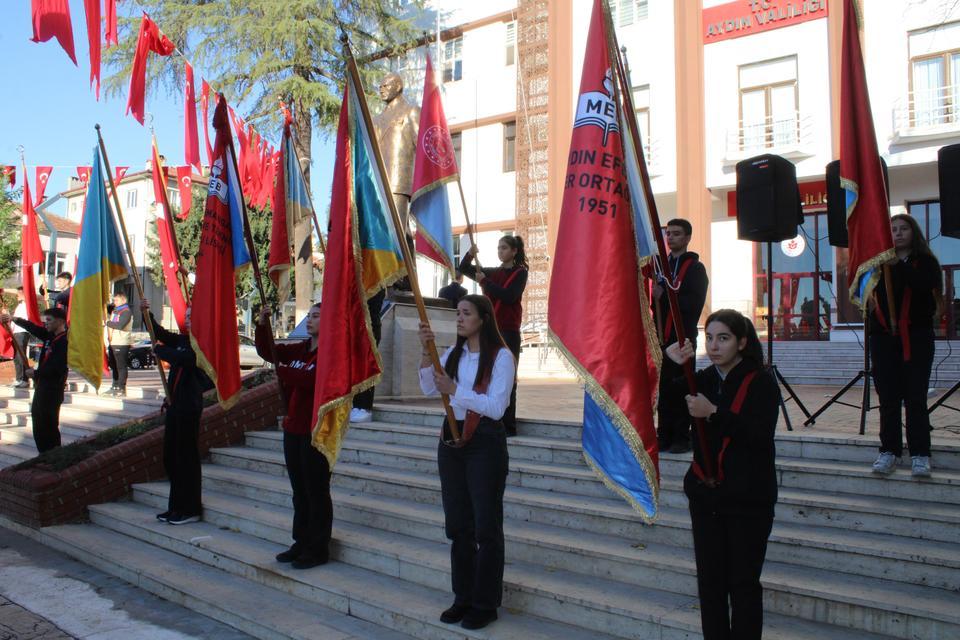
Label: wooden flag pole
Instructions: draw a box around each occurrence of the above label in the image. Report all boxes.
[606,10,715,481]
[343,37,461,442]
[95,125,171,399]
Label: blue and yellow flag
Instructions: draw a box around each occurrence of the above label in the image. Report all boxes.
[67,149,129,390]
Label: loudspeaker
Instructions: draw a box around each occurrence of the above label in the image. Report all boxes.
[826,157,890,247]
[939,144,960,238]
[735,154,803,242]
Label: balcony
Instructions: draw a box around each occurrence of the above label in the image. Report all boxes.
[891,85,960,144]
[723,111,815,165]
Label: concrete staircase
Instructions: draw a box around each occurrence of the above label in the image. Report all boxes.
[15,406,960,639]
[0,378,164,468]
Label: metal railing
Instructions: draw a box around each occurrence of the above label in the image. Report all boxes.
[726,111,814,157]
[892,84,960,134]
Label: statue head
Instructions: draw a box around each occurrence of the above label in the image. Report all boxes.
[379,73,404,103]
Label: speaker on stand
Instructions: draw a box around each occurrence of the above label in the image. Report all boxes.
[735,154,811,430]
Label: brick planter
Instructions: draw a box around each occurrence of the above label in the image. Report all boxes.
[0,379,283,527]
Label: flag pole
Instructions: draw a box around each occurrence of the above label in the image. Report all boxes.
[151,135,192,304]
[606,14,716,481]
[285,126,328,256]
[343,36,461,442]
[95,125,171,399]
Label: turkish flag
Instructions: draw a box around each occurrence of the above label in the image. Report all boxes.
[126,14,175,125]
[115,166,129,182]
[176,166,193,219]
[0,322,12,360]
[2,166,15,187]
[30,0,77,65]
[35,166,53,205]
[104,0,118,47]
[76,166,92,185]
[21,172,43,325]
[184,62,201,171]
[82,0,100,98]
[201,80,214,167]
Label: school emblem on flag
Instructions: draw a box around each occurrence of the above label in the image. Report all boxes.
[574,69,620,145]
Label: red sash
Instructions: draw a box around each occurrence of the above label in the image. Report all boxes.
[691,370,757,485]
[662,257,696,343]
[491,268,525,318]
[442,349,505,447]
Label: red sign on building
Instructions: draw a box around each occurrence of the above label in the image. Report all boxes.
[704,0,828,44]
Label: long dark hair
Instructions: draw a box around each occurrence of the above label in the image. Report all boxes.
[501,235,529,269]
[444,294,508,387]
[890,214,940,266]
[704,309,764,368]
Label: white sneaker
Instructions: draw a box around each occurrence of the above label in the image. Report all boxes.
[349,408,372,423]
[872,452,899,475]
[911,456,931,478]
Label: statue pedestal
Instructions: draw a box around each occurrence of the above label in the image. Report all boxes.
[376,299,457,399]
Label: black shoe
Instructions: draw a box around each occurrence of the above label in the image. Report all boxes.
[156,510,172,522]
[166,512,201,525]
[275,545,302,563]
[291,553,328,569]
[461,608,497,630]
[668,439,691,454]
[440,603,470,624]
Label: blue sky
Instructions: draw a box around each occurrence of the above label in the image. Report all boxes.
[0,2,334,220]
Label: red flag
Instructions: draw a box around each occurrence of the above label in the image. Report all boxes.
[82,0,101,99]
[21,171,43,325]
[268,146,291,304]
[115,166,129,182]
[30,0,77,65]
[841,0,895,307]
[191,96,252,408]
[35,166,53,205]
[176,166,193,219]
[0,322,12,360]
[126,15,175,125]
[76,166,92,186]
[104,0,118,47]
[184,62,201,172]
[201,80,214,167]
[151,140,188,331]
[2,166,15,188]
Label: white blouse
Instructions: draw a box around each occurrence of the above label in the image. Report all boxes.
[418,345,515,420]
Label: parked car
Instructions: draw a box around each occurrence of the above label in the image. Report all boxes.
[127,340,156,369]
[239,335,267,369]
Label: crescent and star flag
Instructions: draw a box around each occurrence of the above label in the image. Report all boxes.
[841,0,894,307]
[127,15,175,126]
[151,140,188,331]
[269,130,292,306]
[76,166,92,186]
[20,169,44,326]
[115,166,129,183]
[104,0,118,47]
[184,62,201,172]
[35,167,53,205]
[176,166,193,219]
[3,166,15,188]
[82,0,101,99]
[410,54,459,277]
[67,149,129,389]
[30,0,77,65]
[191,96,251,408]
[548,0,661,522]
[311,74,406,468]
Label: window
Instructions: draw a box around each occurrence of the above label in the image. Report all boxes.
[609,0,648,27]
[69,200,79,214]
[503,121,516,173]
[443,37,463,83]
[451,131,462,169]
[45,252,66,277]
[126,188,138,209]
[908,23,960,127]
[738,56,798,152]
[168,188,181,210]
[632,85,651,164]
[505,21,516,66]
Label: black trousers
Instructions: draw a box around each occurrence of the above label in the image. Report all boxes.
[657,347,691,447]
[13,333,29,381]
[500,330,521,432]
[31,385,63,453]
[871,329,934,457]
[163,408,202,516]
[689,501,774,640]
[437,419,509,611]
[282,431,333,558]
[108,345,130,388]
[354,292,384,411]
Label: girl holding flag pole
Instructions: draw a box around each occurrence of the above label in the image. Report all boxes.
[666,309,778,640]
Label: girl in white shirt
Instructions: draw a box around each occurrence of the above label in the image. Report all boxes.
[418,294,514,631]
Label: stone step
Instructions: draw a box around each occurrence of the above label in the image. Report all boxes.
[124,484,915,639]
[22,519,417,640]
[197,461,960,593]
[0,381,162,401]
[0,403,131,429]
[0,422,103,444]
[0,392,162,413]
[82,500,624,640]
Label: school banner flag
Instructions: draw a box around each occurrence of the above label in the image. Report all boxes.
[841,0,894,307]
[410,54,458,277]
[191,96,251,408]
[151,140,188,331]
[20,169,44,325]
[67,149,129,389]
[311,74,406,468]
[548,0,660,522]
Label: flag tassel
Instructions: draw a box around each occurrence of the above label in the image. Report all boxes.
[95,124,171,399]
[343,37,461,442]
